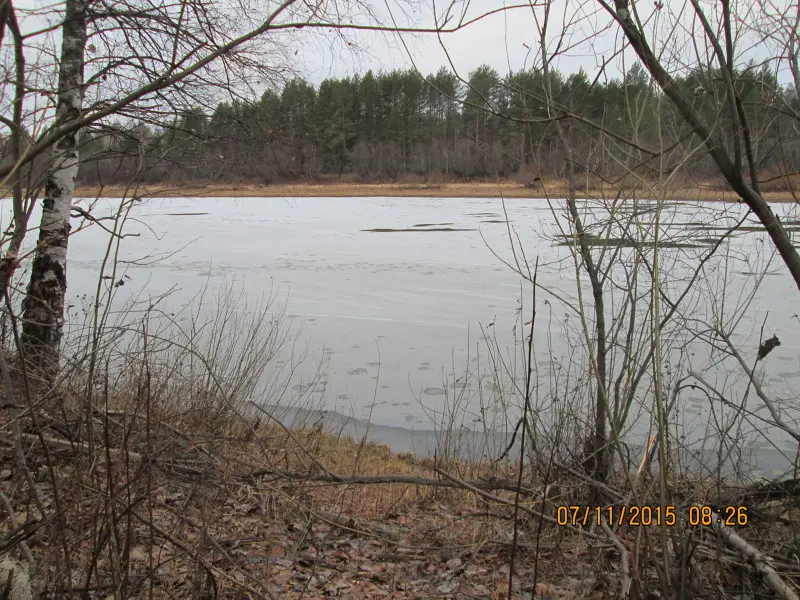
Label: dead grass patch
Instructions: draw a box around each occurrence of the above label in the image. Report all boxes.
[64,177,800,202]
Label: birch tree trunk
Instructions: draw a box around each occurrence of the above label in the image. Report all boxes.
[21,0,87,376]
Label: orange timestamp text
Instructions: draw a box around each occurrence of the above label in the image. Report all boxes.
[556,504,749,527]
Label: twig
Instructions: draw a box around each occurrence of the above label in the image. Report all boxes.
[70,205,140,239]
[710,508,799,600]
[717,329,800,442]
[248,467,537,495]
[295,506,402,543]
[509,258,538,600]
[600,522,631,598]
[0,490,34,566]
[125,507,272,600]
[249,403,333,477]
[296,551,350,572]
[0,350,46,519]
[435,468,603,540]
[98,409,216,459]
[157,501,278,595]
[20,432,144,462]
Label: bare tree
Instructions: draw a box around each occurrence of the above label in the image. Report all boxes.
[19,0,88,374]
[0,0,513,376]
[424,1,800,595]
[597,0,800,288]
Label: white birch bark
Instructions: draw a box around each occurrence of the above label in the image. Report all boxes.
[21,0,87,375]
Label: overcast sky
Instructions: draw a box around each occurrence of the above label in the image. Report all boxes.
[296,0,627,83]
[294,0,797,87]
[11,0,799,98]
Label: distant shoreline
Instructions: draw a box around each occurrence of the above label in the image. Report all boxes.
[69,180,798,202]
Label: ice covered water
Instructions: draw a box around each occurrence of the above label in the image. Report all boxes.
[9,194,799,474]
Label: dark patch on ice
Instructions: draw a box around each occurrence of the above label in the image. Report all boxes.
[423,387,446,396]
[557,234,707,249]
[690,224,800,233]
[162,212,210,216]
[363,227,475,233]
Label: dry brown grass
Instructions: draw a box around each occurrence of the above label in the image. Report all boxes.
[67,177,800,202]
[0,387,577,599]
[5,376,800,599]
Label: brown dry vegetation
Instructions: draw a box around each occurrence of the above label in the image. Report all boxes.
[0,378,591,599]
[4,366,800,599]
[69,177,800,202]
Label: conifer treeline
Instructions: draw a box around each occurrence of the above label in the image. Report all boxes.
[77,63,800,186]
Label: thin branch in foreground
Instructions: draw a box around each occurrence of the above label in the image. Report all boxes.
[434,468,603,540]
[248,466,538,495]
[710,508,800,600]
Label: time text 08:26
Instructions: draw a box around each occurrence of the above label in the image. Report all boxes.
[556,505,748,527]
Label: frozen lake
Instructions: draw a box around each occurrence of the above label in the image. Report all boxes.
[6,195,800,475]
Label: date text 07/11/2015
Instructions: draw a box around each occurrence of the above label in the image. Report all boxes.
[555,505,749,528]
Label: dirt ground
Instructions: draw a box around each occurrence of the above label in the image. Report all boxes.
[4,408,798,599]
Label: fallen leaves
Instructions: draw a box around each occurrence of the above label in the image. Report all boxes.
[1,410,609,600]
